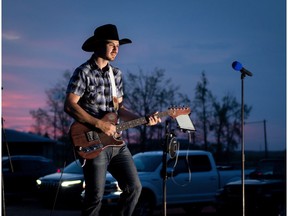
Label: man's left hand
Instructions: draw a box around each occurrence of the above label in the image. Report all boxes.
[147,112,161,126]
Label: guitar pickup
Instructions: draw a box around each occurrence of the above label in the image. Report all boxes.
[86,131,100,142]
[77,144,104,153]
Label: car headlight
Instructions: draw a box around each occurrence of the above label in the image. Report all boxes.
[36,179,42,185]
[61,180,82,187]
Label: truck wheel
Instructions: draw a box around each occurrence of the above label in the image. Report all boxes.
[133,191,155,216]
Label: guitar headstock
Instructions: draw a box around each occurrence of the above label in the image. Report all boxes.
[167,106,191,118]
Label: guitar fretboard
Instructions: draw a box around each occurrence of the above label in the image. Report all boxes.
[116,111,169,132]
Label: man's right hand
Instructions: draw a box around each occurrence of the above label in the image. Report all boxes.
[97,120,116,137]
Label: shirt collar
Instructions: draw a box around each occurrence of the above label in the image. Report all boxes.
[89,55,110,73]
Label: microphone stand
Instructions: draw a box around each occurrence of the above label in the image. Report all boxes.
[240,72,246,216]
[162,120,175,216]
[161,113,195,216]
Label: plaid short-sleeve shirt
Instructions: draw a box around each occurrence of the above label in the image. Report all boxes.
[66,56,124,118]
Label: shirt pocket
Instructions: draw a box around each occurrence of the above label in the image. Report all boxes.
[86,84,105,105]
[86,85,98,105]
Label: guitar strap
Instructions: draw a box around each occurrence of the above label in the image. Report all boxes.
[108,66,119,111]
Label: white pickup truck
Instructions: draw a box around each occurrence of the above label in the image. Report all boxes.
[102,150,254,215]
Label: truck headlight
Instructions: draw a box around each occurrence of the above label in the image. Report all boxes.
[110,181,122,195]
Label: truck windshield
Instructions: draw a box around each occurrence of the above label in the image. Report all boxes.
[133,155,162,172]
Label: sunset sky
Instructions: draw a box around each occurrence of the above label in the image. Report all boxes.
[2,0,286,150]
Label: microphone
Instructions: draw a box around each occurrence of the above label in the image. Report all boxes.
[232,61,253,77]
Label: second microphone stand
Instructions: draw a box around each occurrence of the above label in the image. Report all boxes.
[161,120,175,216]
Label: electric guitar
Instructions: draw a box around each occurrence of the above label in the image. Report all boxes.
[69,107,191,159]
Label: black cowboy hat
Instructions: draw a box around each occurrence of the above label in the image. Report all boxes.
[82,24,132,52]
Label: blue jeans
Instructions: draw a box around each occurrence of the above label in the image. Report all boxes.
[81,145,142,216]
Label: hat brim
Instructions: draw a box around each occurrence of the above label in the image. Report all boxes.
[82,37,132,52]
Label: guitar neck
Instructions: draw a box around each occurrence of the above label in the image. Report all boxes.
[116,111,168,132]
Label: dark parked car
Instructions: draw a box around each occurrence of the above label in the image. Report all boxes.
[37,159,84,207]
[216,158,286,216]
[2,155,57,201]
[37,159,120,208]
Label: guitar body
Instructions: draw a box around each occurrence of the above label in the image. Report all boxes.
[69,113,125,159]
[70,107,191,159]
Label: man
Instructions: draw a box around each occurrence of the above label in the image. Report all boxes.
[64,24,161,216]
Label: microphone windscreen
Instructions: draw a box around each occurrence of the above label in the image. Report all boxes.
[232,61,243,71]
